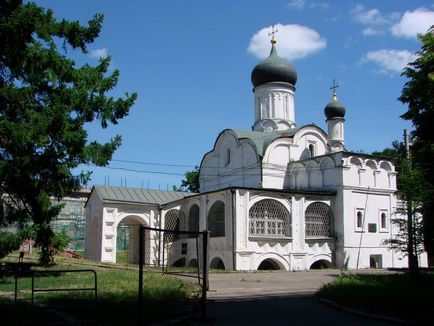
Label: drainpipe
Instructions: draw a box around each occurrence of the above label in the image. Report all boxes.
[231,189,236,271]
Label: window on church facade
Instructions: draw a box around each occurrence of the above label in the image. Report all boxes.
[249,199,291,238]
[379,210,388,232]
[308,143,315,157]
[188,204,200,236]
[208,201,225,237]
[355,209,364,231]
[305,202,333,238]
[165,209,186,241]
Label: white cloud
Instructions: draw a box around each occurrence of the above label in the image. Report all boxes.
[351,5,400,36]
[309,2,329,9]
[90,48,108,59]
[362,49,417,74]
[287,0,305,10]
[362,27,382,36]
[354,7,387,25]
[391,8,434,38]
[247,24,326,61]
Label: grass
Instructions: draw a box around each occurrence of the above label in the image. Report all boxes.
[0,253,202,325]
[316,272,434,323]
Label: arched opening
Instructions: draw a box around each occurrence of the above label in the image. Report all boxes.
[305,202,333,238]
[210,257,225,270]
[171,257,186,267]
[165,209,186,241]
[189,205,199,235]
[208,201,225,237]
[115,216,148,265]
[308,143,315,157]
[257,258,281,270]
[188,258,198,267]
[249,199,291,238]
[309,259,332,270]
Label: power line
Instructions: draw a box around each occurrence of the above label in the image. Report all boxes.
[111,159,195,168]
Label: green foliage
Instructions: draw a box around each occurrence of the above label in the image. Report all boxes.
[0,1,137,265]
[51,229,70,253]
[316,273,434,323]
[176,166,200,193]
[0,262,200,324]
[399,25,434,263]
[0,231,21,259]
[375,141,431,271]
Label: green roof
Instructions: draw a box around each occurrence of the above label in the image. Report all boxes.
[233,129,299,156]
[90,185,191,206]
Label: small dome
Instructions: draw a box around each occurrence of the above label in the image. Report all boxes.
[251,44,297,88]
[324,94,346,119]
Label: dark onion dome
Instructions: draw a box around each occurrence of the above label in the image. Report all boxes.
[251,42,297,88]
[324,93,346,119]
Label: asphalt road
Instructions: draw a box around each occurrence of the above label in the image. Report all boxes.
[184,270,400,325]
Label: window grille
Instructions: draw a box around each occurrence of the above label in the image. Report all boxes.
[249,199,291,238]
[305,202,333,238]
[165,209,186,242]
[188,204,199,234]
[208,201,225,237]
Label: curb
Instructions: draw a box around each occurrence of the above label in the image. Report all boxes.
[318,298,413,325]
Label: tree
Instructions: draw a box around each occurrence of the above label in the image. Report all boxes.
[0,1,137,264]
[175,166,200,193]
[375,142,432,276]
[399,25,434,265]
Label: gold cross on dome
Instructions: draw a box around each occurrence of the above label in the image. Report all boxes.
[268,24,278,44]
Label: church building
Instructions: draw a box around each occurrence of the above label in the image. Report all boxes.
[84,35,427,270]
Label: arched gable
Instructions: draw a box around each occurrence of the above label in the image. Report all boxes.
[262,137,292,166]
[199,129,261,192]
[293,125,329,159]
[379,161,393,172]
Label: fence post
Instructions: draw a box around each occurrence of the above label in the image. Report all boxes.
[138,225,144,325]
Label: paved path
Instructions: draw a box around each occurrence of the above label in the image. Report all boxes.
[185,270,399,325]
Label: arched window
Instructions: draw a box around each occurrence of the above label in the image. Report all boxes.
[249,199,291,238]
[208,201,225,237]
[356,210,364,229]
[165,209,186,241]
[308,143,315,157]
[189,204,200,234]
[305,202,333,238]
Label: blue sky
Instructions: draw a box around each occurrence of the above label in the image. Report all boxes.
[34,0,434,190]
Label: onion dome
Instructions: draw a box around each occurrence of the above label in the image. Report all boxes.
[324,92,346,119]
[251,40,297,88]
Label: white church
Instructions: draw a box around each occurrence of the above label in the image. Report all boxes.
[84,36,427,271]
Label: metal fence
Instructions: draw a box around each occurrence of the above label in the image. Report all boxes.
[137,226,209,324]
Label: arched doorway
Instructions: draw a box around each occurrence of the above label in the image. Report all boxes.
[257,258,281,270]
[188,258,198,267]
[115,215,148,264]
[309,259,332,270]
[210,257,225,270]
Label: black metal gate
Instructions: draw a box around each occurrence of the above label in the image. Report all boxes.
[137,226,209,324]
